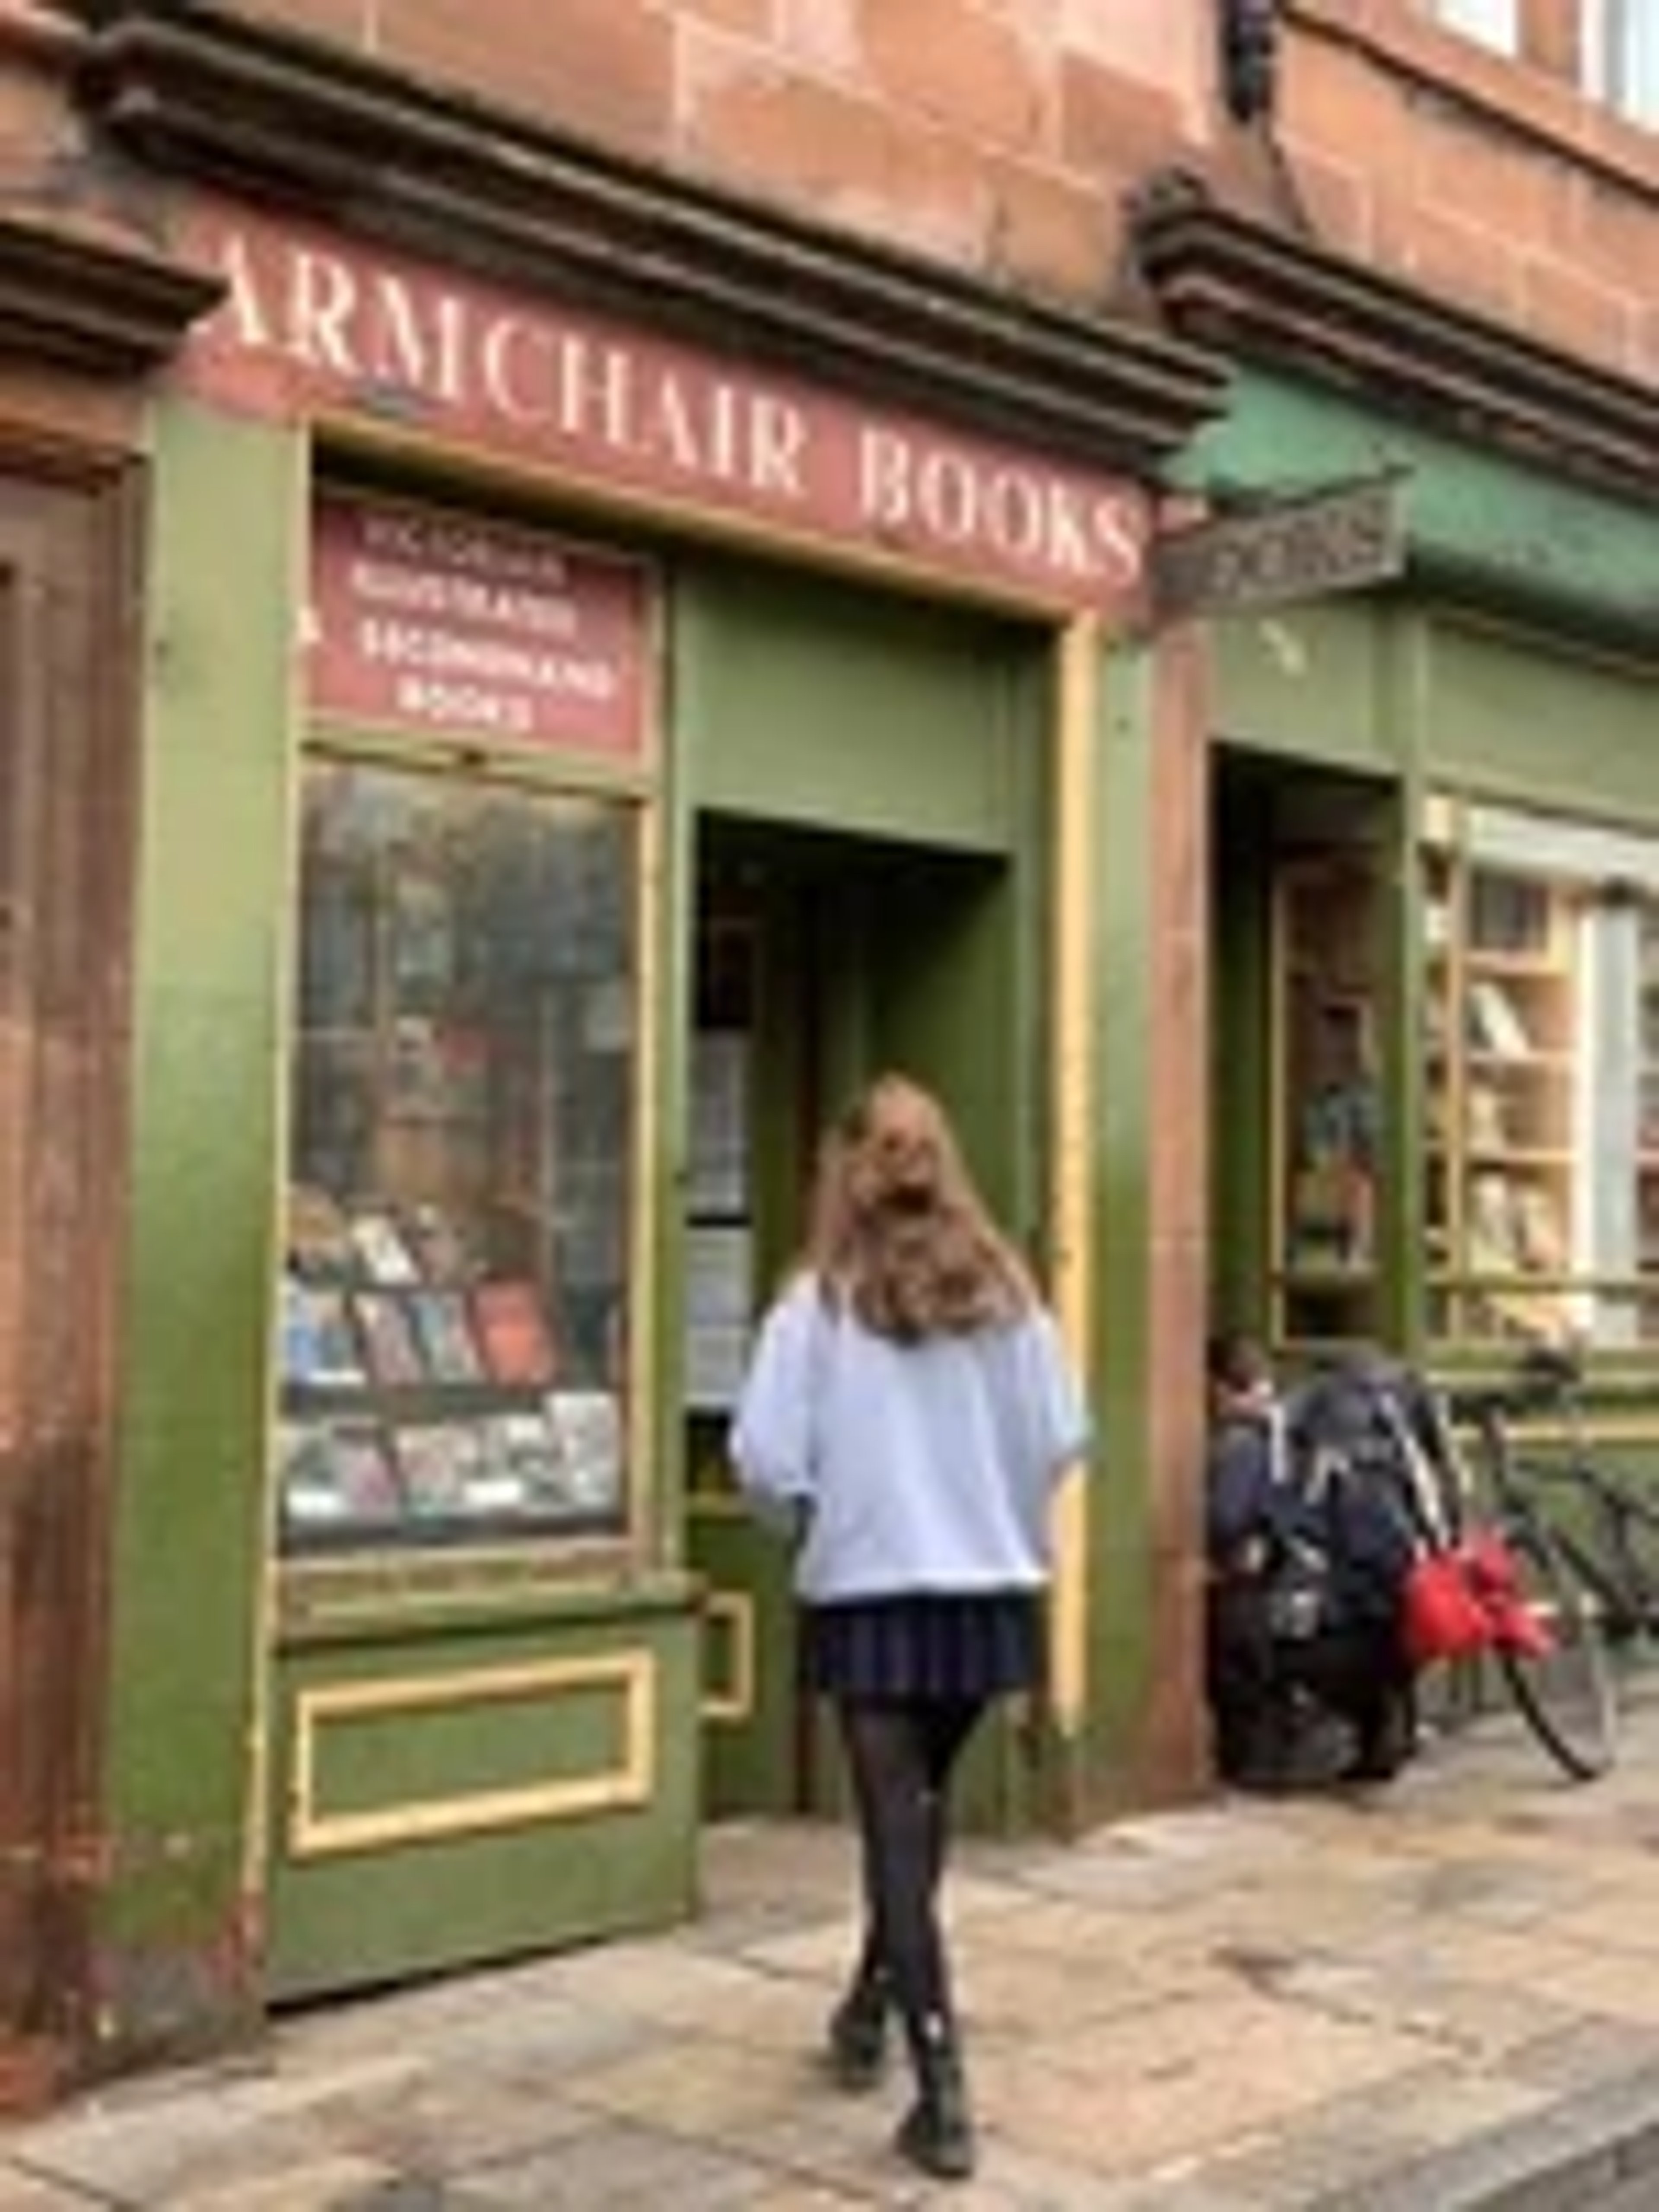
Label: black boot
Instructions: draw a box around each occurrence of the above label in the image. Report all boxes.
[895,2013,975,2182]
[826,1961,890,2091]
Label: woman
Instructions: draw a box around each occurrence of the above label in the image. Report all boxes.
[730,1074,1090,2183]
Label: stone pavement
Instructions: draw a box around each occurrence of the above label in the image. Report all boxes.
[6,1678,1659,2212]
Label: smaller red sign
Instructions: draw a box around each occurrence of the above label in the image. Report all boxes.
[309,493,649,761]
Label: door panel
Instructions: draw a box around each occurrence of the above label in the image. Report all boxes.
[0,474,133,2105]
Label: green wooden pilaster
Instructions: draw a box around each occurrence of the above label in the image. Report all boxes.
[95,400,300,2066]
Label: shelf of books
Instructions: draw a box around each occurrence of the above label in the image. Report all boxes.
[1424,846,1581,1345]
[277,760,635,1553]
[1271,855,1384,1344]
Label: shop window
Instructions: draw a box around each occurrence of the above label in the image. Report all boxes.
[1423,798,1659,1352]
[279,761,638,1550]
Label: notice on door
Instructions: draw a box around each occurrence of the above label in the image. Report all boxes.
[308,490,650,760]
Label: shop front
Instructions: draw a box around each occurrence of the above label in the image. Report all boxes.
[1135,179,1659,1396]
[52,6,1230,2070]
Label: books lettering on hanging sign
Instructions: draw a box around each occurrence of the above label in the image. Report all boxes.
[472,1280,559,1386]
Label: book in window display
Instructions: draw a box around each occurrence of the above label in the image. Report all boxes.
[483,1410,566,1513]
[350,1208,422,1287]
[404,1201,477,1287]
[282,1281,369,1388]
[352,1289,429,1387]
[394,1421,483,1518]
[473,1279,559,1386]
[409,1288,486,1382]
[543,1389,623,1512]
[280,1419,405,1534]
[466,1419,536,1514]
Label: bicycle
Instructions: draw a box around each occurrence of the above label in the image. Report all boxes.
[1437,1349,1621,1784]
[1483,1347,1659,1653]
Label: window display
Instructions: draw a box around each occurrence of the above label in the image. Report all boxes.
[1423,799,1659,1351]
[279,760,636,1551]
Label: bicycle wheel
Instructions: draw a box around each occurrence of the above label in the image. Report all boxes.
[1494,1514,1618,1783]
[1615,1486,1659,1636]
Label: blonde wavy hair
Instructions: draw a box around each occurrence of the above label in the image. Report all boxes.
[804,1073,1033,1341]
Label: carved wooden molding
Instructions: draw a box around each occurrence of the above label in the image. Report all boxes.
[63,2,1229,476]
[0,206,221,374]
[1132,168,1658,501]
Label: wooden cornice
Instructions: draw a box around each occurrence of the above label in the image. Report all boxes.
[1132,169,1659,504]
[61,1,1230,479]
[0,205,222,374]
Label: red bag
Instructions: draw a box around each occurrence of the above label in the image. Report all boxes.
[1403,1547,1494,1668]
[1403,1532,1555,1669]
[1461,1530,1555,1658]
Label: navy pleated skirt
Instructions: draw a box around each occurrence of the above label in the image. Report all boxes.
[801,1589,1044,1702]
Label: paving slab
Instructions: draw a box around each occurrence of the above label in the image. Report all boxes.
[4,1678,1659,2209]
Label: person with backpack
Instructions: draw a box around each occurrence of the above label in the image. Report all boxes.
[1205,1335,1421,1788]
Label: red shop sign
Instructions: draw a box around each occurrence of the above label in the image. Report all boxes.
[308,491,649,759]
[181,205,1151,616]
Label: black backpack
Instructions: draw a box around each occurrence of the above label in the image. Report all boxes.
[1266,1355,1449,1637]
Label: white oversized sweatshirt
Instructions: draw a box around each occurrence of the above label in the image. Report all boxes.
[728,1275,1091,1605]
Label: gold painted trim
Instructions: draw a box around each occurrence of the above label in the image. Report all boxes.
[246,427,315,1910]
[1048,614,1100,1736]
[632,785,664,1558]
[288,1651,655,1859]
[700,1589,756,1725]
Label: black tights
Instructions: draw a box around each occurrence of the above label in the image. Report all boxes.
[836,1696,985,2038]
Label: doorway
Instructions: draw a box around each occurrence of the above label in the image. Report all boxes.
[686,816,1035,1821]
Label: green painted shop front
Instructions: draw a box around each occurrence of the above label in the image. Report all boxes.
[64,105,1230,2062]
[1196,368,1659,1402]
[119,411,1052,2024]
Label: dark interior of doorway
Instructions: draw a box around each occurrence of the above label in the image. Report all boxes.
[691,813,1029,1824]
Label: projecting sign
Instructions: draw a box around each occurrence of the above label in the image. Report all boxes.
[1154,473,1407,619]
